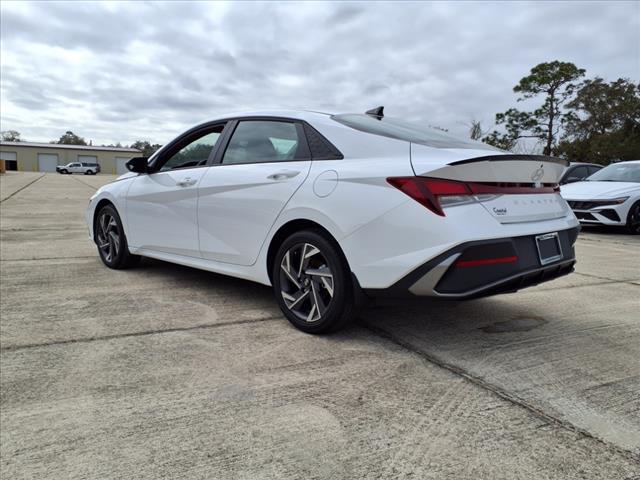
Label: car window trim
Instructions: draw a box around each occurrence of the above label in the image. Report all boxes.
[147,115,343,171]
[214,118,312,167]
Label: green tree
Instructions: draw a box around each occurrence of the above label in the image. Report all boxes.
[564,78,640,137]
[555,78,640,163]
[482,130,517,151]
[1,130,21,142]
[483,61,585,154]
[57,131,87,145]
[130,140,162,157]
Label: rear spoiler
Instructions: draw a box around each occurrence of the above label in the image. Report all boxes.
[450,154,569,167]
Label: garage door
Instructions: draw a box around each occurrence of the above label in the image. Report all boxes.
[38,153,59,172]
[115,157,130,175]
[0,151,18,170]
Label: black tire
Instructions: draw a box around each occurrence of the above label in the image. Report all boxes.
[94,204,140,269]
[626,201,640,235]
[272,229,354,334]
[59,169,68,174]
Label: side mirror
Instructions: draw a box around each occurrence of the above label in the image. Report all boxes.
[126,157,148,173]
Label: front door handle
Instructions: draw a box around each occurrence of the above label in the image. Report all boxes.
[176,177,197,187]
[267,170,300,181]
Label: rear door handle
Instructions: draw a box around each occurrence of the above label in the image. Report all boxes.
[267,170,300,181]
[177,177,197,187]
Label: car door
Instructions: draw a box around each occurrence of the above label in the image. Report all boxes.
[125,124,226,258]
[69,163,82,173]
[197,119,312,265]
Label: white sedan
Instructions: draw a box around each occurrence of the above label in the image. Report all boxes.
[87,109,579,333]
[561,160,640,234]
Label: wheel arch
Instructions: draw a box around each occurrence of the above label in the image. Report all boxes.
[266,219,348,284]
[92,198,116,242]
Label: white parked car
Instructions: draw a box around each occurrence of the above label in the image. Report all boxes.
[560,160,640,234]
[86,109,579,333]
[57,162,100,175]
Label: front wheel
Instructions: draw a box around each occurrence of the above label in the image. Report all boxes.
[95,204,140,269]
[272,230,354,334]
[59,169,68,174]
[626,201,640,235]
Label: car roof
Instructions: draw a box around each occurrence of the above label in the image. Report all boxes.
[568,162,601,167]
[207,109,335,124]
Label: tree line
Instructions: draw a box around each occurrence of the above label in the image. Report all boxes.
[2,60,638,164]
[477,60,639,164]
[0,130,162,158]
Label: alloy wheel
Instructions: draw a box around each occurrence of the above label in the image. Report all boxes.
[279,242,334,323]
[97,211,121,263]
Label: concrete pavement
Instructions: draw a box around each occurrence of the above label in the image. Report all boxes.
[1,173,639,479]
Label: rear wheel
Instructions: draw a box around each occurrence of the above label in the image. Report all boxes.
[272,230,354,334]
[95,204,140,269]
[626,201,640,235]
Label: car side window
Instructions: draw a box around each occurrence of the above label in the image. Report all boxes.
[160,128,223,172]
[588,166,601,175]
[571,166,588,179]
[222,121,309,165]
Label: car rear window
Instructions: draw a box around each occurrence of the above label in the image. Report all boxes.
[331,114,499,150]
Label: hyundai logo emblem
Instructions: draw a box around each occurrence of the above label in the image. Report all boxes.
[531,166,545,182]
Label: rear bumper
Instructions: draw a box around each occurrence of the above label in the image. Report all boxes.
[364,226,579,299]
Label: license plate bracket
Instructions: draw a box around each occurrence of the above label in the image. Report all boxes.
[535,232,563,266]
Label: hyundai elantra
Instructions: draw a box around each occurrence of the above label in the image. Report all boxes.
[87,108,579,333]
[561,160,640,234]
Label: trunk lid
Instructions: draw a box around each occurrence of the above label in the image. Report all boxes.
[410,144,570,223]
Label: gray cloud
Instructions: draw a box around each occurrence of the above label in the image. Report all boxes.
[1,0,638,146]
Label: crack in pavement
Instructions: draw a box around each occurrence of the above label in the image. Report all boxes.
[0,173,46,203]
[0,255,97,262]
[574,271,640,285]
[70,175,101,191]
[0,316,281,353]
[359,320,640,464]
[578,236,640,247]
[533,279,627,292]
[1,226,88,232]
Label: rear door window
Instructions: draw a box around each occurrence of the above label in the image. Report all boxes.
[222,121,310,165]
[571,166,588,179]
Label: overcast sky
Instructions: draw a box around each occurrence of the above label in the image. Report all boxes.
[1,1,638,146]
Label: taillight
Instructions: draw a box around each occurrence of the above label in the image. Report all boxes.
[387,177,559,216]
[386,177,472,216]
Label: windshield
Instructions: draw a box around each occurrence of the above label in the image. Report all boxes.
[331,114,500,151]
[587,162,640,182]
